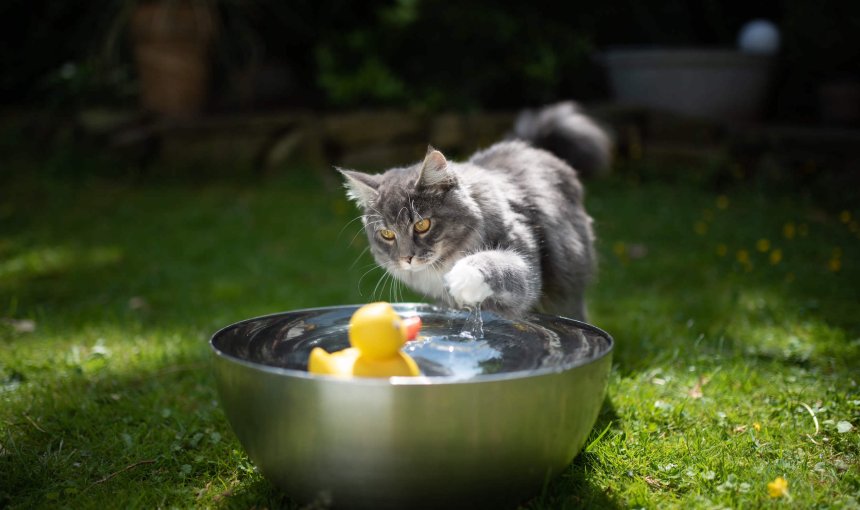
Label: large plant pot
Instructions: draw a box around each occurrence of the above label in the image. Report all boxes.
[131,1,216,119]
[605,48,773,121]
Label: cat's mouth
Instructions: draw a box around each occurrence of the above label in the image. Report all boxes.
[398,255,438,271]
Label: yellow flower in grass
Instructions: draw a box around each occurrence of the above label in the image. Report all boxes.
[829,247,843,272]
[769,249,782,265]
[756,239,771,252]
[783,222,796,240]
[753,422,761,432]
[767,476,790,499]
[716,195,730,210]
[840,210,852,224]
[694,221,708,235]
[716,244,728,257]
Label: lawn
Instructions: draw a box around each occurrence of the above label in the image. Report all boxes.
[1,147,858,509]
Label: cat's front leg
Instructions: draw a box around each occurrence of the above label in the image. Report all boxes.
[443,250,541,318]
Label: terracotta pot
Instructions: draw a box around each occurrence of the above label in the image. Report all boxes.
[131,1,217,118]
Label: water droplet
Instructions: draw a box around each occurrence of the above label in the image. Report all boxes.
[460,303,484,340]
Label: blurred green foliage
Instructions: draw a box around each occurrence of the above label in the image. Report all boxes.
[1,0,858,114]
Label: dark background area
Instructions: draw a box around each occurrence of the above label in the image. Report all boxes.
[2,0,858,120]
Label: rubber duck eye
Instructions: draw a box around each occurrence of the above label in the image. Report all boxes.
[380,229,396,241]
[414,218,431,233]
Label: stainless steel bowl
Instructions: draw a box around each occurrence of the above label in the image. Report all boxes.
[210,304,613,509]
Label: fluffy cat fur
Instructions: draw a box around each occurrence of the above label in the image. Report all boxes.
[512,101,612,179]
[340,102,607,320]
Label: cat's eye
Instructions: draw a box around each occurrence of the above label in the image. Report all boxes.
[379,229,396,241]
[414,218,431,233]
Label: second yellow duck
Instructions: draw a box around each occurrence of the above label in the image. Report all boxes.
[308,302,422,378]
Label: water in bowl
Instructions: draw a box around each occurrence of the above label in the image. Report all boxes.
[227,304,604,379]
[404,335,499,378]
[399,303,493,378]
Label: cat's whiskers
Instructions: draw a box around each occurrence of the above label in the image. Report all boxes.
[363,210,383,220]
[361,212,385,230]
[395,206,409,224]
[373,263,398,300]
[371,272,387,300]
[348,229,367,247]
[386,271,399,303]
[358,264,384,296]
[428,259,451,301]
[338,214,370,239]
[389,273,400,303]
[363,220,384,232]
[362,215,382,224]
[341,213,383,247]
[349,246,371,270]
[382,269,392,302]
[410,199,425,222]
[349,219,384,246]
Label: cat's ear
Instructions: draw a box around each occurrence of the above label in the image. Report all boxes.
[417,146,456,189]
[338,168,380,207]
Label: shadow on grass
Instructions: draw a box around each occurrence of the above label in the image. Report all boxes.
[0,354,258,508]
[523,396,621,510]
[212,478,296,510]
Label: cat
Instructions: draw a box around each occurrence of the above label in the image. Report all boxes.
[340,102,609,320]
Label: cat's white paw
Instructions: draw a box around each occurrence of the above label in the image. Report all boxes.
[444,262,493,305]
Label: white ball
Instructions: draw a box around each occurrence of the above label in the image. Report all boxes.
[738,19,781,55]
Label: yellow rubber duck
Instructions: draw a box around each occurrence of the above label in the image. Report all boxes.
[308,302,422,377]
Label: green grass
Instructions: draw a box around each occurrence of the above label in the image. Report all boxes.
[1,153,858,509]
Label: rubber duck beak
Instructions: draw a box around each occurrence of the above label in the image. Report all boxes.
[401,316,422,341]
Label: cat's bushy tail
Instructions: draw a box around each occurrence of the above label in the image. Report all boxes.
[512,101,612,178]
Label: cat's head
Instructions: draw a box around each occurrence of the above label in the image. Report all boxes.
[340,147,480,272]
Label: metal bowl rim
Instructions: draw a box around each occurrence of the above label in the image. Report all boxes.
[210,302,614,387]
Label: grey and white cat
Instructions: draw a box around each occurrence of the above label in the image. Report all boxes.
[340,102,608,320]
